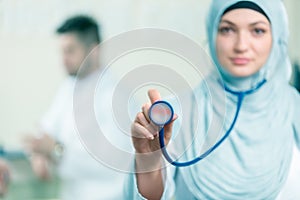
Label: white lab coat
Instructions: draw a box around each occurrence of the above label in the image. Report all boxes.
[40,74,130,200]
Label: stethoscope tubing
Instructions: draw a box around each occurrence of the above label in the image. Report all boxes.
[156,79,266,167]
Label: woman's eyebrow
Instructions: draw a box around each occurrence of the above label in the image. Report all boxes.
[219,19,269,26]
[249,21,269,26]
[219,20,235,26]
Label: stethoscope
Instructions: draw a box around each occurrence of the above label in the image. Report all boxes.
[149,79,266,167]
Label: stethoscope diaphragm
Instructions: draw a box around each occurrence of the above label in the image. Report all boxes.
[149,101,174,127]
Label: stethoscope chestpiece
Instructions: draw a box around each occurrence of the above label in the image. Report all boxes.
[149,101,174,127]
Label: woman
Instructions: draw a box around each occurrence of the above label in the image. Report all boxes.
[127,0,300,199]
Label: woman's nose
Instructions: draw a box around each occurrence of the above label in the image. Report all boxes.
[234,32,249,53]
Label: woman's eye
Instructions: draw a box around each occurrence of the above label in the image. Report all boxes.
[253,28,266,35]
[218,27,234,34]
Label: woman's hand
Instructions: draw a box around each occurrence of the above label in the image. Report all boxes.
[131,89,177,162]
[132,89,177,199]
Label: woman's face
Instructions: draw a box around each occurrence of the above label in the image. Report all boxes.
[216,8,272,77]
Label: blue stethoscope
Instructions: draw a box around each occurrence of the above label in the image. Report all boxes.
[149,79,266,167]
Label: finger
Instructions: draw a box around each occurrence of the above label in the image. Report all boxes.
[142,103,160,134]
[30,154,50,180]
[135,112,158,133]
[148,89,161,104]
[142,103,151,122]
[131,123,155,140]
[135,112,149,126]
[164,114,178,141]
[0,173,6,195]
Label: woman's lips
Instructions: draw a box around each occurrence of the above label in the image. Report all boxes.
[231,57,250,65]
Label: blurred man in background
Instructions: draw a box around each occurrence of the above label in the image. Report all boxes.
[24,15,126,200]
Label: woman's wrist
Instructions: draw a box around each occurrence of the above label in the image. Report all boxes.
[135,151,163,173]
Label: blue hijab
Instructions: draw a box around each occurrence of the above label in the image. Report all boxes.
[176,0,300,199]
[207,0,291,91]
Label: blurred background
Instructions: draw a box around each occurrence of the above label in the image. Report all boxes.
[0,0,212,148]
[0,0,299,199]
[1,0,299,149]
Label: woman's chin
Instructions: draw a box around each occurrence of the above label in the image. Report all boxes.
[226,68,259,78]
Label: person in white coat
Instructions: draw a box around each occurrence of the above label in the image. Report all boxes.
[24,15,127,200]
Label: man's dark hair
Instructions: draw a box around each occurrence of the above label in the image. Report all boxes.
[56,15,101,46]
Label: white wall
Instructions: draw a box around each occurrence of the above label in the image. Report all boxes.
[285,0,300,63]
[0,0,299,147]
